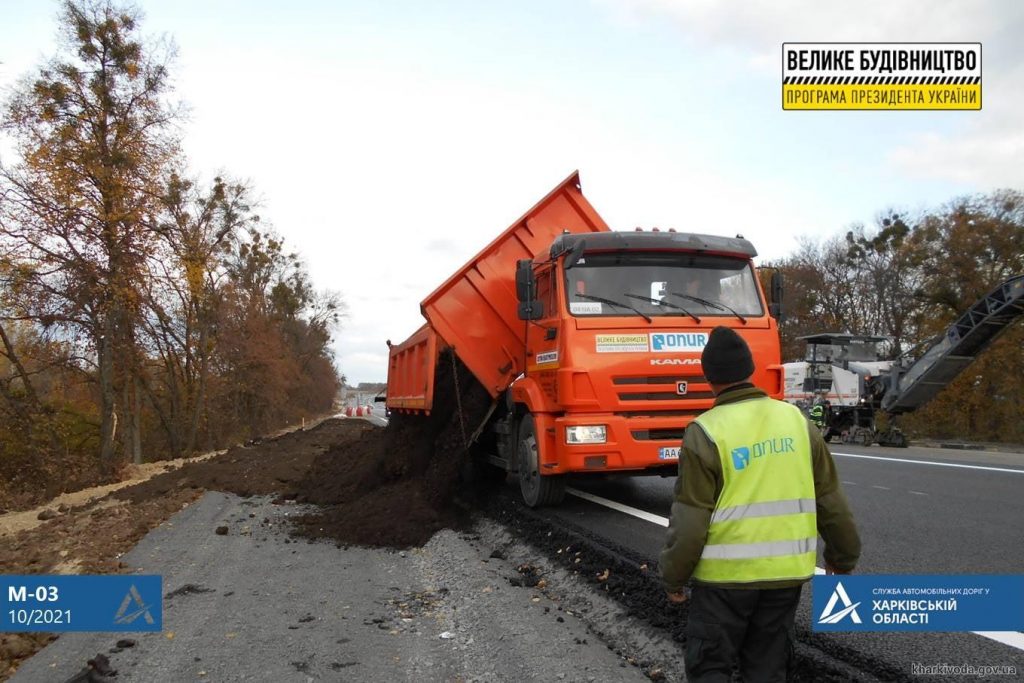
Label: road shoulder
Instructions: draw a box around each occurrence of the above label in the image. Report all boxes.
[12,492,653,682]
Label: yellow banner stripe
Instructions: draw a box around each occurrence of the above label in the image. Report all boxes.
[783,84,981,110]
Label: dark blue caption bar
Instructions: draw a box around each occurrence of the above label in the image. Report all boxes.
[813,574,1024,632]
[2,575,162,632]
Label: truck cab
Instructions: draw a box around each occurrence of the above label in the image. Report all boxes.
[509,230,783,503]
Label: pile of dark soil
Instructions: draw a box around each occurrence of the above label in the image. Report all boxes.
[104,349,497,553]
[113,350,497,550]
[291,350,496,548]
[112,418,371,504]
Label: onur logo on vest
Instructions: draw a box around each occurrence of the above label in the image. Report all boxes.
[730,437,797,471]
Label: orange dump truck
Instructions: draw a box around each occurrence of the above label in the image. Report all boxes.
[386,171,784,506]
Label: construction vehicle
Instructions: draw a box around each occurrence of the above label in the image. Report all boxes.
[783,275,1024,446]
[385,171,784,506]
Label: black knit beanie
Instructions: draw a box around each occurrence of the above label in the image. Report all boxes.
[701,326,755,384]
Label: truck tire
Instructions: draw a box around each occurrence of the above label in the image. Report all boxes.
[518,414,565,507]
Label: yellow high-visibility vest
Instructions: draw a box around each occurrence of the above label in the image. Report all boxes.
[692,396,817,584]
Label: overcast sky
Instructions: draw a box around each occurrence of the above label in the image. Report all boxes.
[3,0,1022,384]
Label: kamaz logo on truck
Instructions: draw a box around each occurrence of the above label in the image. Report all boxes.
[650,333,708,352]
[651,358,701,366]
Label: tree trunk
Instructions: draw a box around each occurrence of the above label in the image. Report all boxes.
[98,325,118,470]
[132,374,142,465]
[0,320,43,412]
[186,325,209,454]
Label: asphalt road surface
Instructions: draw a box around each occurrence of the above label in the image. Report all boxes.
[537,442,1024,678]
[10,427,1021,682]
[12,492,653,683]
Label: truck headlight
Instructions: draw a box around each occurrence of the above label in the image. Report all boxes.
[566,425,607,444]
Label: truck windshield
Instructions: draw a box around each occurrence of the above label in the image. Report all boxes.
[565,252,764,318]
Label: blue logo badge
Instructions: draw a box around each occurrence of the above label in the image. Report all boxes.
[731,447,750,470]
[650,332,708,352]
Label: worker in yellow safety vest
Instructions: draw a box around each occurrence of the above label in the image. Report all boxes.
[660,326,861,683]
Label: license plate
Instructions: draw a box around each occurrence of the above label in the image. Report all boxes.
[659,446,680,460]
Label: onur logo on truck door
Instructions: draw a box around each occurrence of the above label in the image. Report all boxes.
[650,333,708,352]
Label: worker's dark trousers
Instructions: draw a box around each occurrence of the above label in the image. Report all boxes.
[684,584,802,683]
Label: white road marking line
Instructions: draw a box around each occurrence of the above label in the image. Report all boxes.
[841,480,857,485]
[871,485,890,490]
[566,488,669,527]
[973,631,1024,650]
[909,490,927,496]
[833,452,1024,475]
[569,484,1024,653]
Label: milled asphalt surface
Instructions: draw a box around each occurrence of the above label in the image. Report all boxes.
[555,442,1024,680]
[12,492,655,683]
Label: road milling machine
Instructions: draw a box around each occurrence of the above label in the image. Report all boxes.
[783,275,1024,446]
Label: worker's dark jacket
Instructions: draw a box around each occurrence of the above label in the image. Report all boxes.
[660,385,861,591]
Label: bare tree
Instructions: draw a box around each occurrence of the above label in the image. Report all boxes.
[139,172,255,455]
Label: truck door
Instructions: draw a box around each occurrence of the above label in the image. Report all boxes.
[527,267,561,407]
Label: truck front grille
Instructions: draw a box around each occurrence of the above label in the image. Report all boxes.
[615,410,704,418]
[612,375,707,385]
[632,428,687,441]
[617,390,716,401]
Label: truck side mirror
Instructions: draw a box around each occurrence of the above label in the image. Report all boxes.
[517,300,545,320]
[769,271,784,320]
[515,260,544,320]
[515,260,534,302]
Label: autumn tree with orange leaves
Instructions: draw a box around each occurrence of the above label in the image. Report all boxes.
[1,0,177,470]
[769,191,1024,443]
[0,1,342,508]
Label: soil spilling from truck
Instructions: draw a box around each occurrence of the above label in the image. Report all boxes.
[112,351,496,549]
[103,350,495,551]
[291,350,497,548]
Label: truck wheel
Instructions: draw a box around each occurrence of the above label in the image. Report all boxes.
[518,414,565,507]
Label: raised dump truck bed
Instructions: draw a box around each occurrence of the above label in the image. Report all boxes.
[385,324,441,413]
[387,171,608,413]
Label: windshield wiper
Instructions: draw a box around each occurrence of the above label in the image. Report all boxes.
[624,293,701,324]
[574,293,652,323]
[668,292,747,324]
